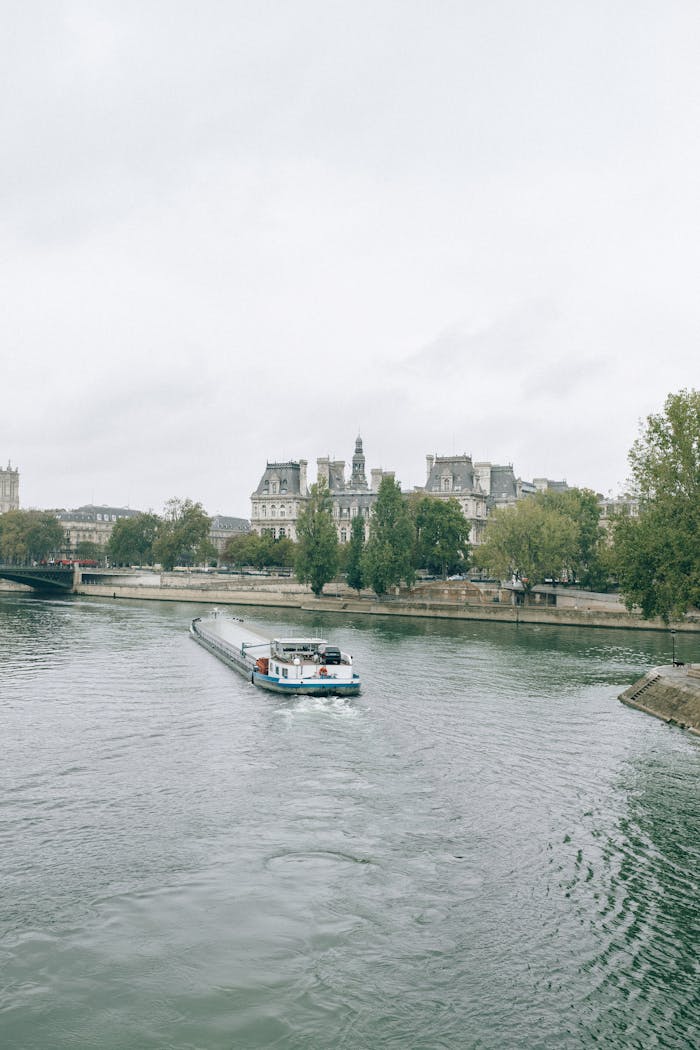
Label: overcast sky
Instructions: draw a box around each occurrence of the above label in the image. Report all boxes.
[3,1,699,516]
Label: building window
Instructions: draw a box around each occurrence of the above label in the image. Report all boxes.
[341,529,347,543]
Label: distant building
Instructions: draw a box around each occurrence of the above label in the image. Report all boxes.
[250,437,392,542]
[533,477,570,494]
[416,455,488,544]
[599,493,639,533]
[209,514,250,559]
[55,505,142,551]
[250,460,309,542]
[474,462,520,511]
[318,437,390,544]
[0,460,20,514]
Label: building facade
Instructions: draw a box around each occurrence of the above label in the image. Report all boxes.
[416,455,490,544]
[1,460,20,514]
[250,437,391,542]
[55,505,143,552]
[598,493,639,534]
[250,441,585,549]
[209,514,250,559]
[250,459,309,541]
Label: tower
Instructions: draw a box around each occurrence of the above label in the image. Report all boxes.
[0,460,20,514]
[350,435,368,490]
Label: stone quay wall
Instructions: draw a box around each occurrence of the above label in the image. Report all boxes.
[619,665,700,735]
[68,572,700,634]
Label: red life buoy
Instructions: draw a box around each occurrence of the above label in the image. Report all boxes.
[319,666,328,677]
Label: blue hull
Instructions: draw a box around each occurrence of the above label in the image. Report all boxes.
[251,672,361,697]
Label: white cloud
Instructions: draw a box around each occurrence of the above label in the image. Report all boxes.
[2,1,699,515]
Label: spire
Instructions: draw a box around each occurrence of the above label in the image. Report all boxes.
[351,435,367,489]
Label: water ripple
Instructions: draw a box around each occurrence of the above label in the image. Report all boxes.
[1,594,699,1049]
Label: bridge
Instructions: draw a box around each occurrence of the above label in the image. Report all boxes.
[0,564,78,592]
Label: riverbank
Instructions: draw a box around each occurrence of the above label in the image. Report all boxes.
[66,572,700,633]
[619,664,700,735]
[3,570,698,633]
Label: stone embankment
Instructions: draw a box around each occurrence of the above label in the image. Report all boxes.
[619,665,700,735]
[65,571,700,634]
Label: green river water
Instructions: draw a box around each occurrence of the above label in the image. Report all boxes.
[1,593,698,1049]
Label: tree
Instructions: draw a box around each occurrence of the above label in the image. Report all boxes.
[613,389,700,621]
[538,488,606,588]
[0,510,65,563]
[346,514,366,593]
[107,513,160,566]
[271,536,296,569]
[75,540,104,562]
[152,499,214,570]
[363,476,415,595]
[473,497,578,592]
[222,532,297,571]
[415,497,471,578]
[221,532,261,568]
[294,480,339,595]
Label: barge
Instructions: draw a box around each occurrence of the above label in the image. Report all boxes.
[190,612,361,696]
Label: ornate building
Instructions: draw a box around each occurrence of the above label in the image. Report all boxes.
[55,505,143,551]
[417,455,489,544]
[417,455,528,544]
[1,460,20,514]
[209,514,250,559]
[250,460,309,542]
[250,437,390,542]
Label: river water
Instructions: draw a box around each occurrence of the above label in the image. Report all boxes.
[1,593,698,1049]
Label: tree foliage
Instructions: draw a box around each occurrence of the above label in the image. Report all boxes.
[363,476,415,595]
[345,514,366,593]
[294,480,339,595]
[0,510,65,563]
[222,532,296,570]
[75,540,103,561]
[474,487,608,591]
[107,513,160,566]
[473,497,578,591]
[152,498,214,570]
[538,488,606,588]
[414,497,471,578]
[613,389,700,621]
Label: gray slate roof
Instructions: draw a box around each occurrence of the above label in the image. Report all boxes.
[253,462,304,496]
[424,456,476,493]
